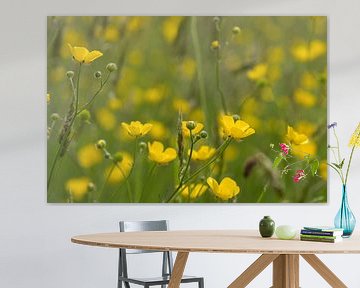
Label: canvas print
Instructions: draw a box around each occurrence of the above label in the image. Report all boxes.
[47,16,327,203]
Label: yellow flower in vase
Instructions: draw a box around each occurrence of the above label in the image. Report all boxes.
[121,121,153,138]
[148,141,177,165]
[67,44,103,64]
[349,122,360,147]
[190,145,216,161]
[207,177,240,201]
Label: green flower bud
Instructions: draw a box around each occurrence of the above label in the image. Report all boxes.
[213,16,221,24]
[94,71,102,79]
[232,114,240,121]
[96,139,107,149]
[200,130,208,139]
[87,182,96,192]
[113,152,123,163]
[232,26,241,35]
[194,135,201,142]
[50,113,60,121]
[186,121,196,130]
[139,141,147,151]
[106,63,118,72]
[79,109,91,122]
[211,40,220,50]
[66,71,74,79]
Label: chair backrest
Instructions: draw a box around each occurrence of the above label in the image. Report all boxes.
[118,220,174,281]
[119,220,169,254]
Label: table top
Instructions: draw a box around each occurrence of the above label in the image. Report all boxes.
[71,230,360,254]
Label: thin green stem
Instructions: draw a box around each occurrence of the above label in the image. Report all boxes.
[47,63,82,191]
[214,20,227,114]
[166,137,232,202]
[345,145,356,186]
[169,131,194,202]
[141,163,158,201]
[99,164,115,201]
[191,16,210,131]
[77,72,111,114]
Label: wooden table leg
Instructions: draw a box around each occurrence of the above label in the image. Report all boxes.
[168,252,189,288]
[228,254,279,288]
[273,254,299,288]
[301,254,347,288]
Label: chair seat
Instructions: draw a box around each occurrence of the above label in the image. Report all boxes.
[119,274,202,286]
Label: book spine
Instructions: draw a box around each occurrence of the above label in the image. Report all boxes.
[300,234,337,240]
[301,230,335,236]
[300,237,336,243]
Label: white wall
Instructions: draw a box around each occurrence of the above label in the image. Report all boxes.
[1,0,360,287]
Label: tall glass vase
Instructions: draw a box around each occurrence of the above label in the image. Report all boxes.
[334,185,356,237]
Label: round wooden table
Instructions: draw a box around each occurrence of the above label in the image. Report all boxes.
[72,230,360,288]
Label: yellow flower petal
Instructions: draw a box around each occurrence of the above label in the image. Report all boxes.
[84,50,103,63]
[207,177,240,201]
[67,43,103,64]
[121,121,152,137]
[148,141,176,164]
[286,126,308,145]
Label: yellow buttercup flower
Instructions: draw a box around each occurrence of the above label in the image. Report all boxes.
[104,25,120,42]
[180,57,196,79]
[292,40,326,62]
[292,142,317,159]
[148,141,177,165]
[286,126,308,145]
[105,153,133,184]
[67,44,103,64]
[65,177,90,201]
[295,121,317,137]
[301,72,318,89]
[96,108,116,131]
[181,121,204,137]
[207,177,240,201]
[77,144,102,168]
[220,115,255,141]
[107,98,122,110]
[294,88,316,108]
[349,122,360,147]
[162,16,183,44]
[190,145,216,161]
[173,98,191,114]
[121,121,152,137]
[181,184,207,199]
[247,64,267,80]
[149,121,168,140]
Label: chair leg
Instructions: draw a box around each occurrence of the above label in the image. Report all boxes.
[199,278,204,288]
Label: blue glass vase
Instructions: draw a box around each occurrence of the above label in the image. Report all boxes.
[334,185,356,237]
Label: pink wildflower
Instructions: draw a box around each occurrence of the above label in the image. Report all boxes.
[279,143,289,155]
[293,169,305,183]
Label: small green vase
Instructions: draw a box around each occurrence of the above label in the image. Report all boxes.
[259,216,275,238]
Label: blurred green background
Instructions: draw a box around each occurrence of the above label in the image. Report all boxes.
[47,16,327,203]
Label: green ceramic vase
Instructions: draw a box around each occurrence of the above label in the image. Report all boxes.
[259,216,275,238]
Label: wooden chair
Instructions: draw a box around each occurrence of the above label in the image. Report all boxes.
[118,220,204,288]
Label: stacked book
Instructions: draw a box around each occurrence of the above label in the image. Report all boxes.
[300,226,344,243]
